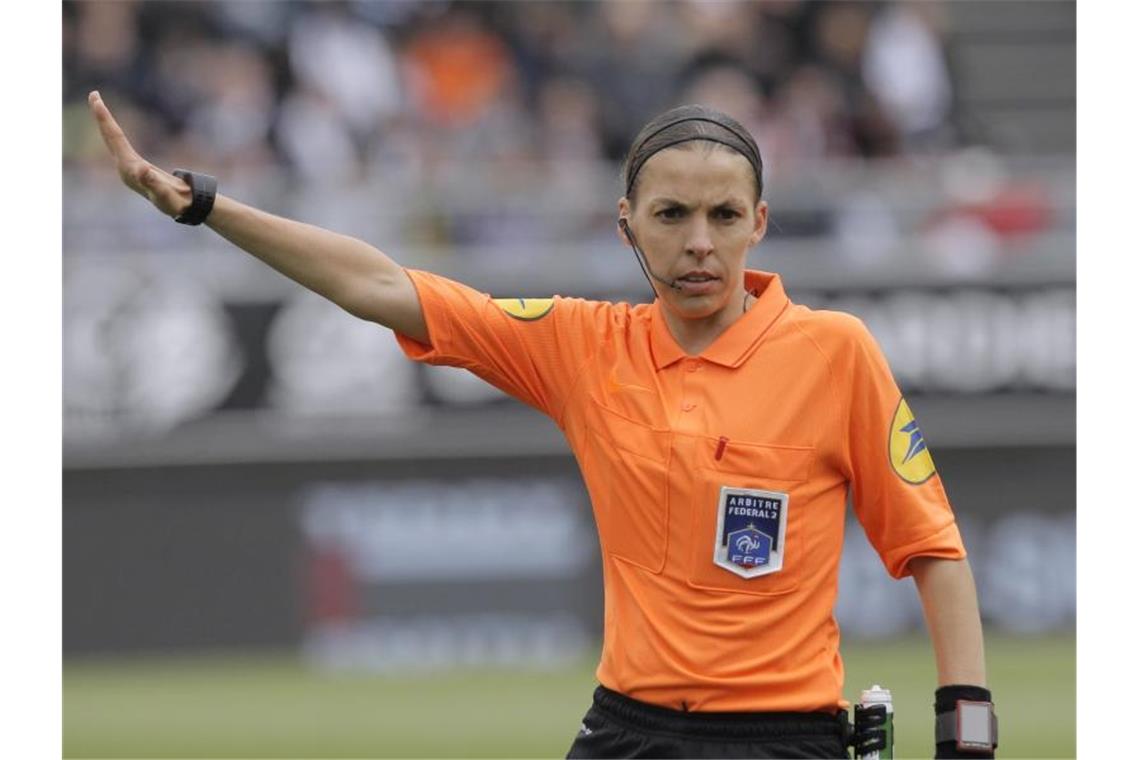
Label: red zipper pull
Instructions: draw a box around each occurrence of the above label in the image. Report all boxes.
[715,436,729,461]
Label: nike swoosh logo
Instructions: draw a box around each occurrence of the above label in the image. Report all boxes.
[606,369,653,395]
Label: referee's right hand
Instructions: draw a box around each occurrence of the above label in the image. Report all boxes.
[87,90,192,220]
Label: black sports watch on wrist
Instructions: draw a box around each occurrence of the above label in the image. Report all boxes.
[934,685,997,758]
[172,169,217,226]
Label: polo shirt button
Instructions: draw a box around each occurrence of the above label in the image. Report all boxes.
[682,402,696,412]
[683,359,701,372]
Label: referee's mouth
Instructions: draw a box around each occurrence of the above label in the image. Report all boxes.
[676,270,720,295]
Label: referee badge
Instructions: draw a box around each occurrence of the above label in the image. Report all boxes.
[713,486,789,578]
[492,297,554,321]
[888,397,937,484]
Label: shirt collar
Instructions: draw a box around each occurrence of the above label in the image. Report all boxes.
[649,269,790,370]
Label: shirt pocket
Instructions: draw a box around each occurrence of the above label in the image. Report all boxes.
[689,436,815,596]
[583,397,671,574]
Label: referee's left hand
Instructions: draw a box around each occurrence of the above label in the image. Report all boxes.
[87,90,192,219]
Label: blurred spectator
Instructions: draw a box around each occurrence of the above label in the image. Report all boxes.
[676,1,768,71]
[276,86,363,183]
[401,8,514,128]
[67,0,143,98]
[811,1,874,81]
[774,65,854,158]
[922,147,1054,275]
[185,42,278,171]
[749,1,812,88]
[679,60,767,138]
[587,0,685,160]
[536,76,604,163]
[497,1,590,95]
[289,3,402,136]
[809,1,899,156]
[862,2,955,149]
[212,0,293,48]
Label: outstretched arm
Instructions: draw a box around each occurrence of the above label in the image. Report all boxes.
[87,90,428,343]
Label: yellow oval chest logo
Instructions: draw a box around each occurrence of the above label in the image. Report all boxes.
[493,297,555,321]
[889,398,937,484]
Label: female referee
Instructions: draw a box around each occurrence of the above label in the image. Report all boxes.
[89,91,996,759]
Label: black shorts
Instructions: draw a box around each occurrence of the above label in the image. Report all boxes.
[565,685,852,759]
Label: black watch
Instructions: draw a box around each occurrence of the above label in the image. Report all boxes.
[934,685,997,757]
[172,169,217,226]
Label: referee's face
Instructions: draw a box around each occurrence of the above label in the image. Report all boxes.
[619,146,767,322]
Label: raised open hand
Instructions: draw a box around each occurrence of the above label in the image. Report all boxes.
[88,90,192,219]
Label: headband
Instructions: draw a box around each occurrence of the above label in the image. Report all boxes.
[625,116,763,198]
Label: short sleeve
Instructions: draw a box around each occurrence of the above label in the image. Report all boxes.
[839,315,966,579]
[393,269,611,425]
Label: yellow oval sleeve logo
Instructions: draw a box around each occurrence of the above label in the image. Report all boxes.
[492,297,555,321]
[888,397,937,484]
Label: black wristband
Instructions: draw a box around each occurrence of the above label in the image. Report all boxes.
[935,684,992,713]
[172,169,217,226]
[935,685,997,758]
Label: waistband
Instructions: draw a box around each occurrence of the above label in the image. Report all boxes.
[591,685,849,739]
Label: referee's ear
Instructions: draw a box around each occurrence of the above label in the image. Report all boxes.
[749,200,769,247]
[617,197,633,247]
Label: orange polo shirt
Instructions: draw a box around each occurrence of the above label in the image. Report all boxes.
[395,268,965,713]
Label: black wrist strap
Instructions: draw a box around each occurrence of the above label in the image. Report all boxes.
[935,685,992,712]
[172,169,217,226]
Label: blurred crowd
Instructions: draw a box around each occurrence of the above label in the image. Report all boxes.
[61,2,1073,440]
[63,0,959,185]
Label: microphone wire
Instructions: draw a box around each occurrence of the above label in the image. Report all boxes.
[620,218,679,300]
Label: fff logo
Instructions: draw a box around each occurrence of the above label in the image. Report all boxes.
[728,527,771,567]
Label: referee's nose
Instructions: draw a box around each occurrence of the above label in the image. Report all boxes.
[685,217,714,259]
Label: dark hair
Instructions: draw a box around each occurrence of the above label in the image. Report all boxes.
[622,104,764,205]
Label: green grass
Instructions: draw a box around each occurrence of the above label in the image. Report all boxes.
[64,634,1074,758]
[841,634,1074,759]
